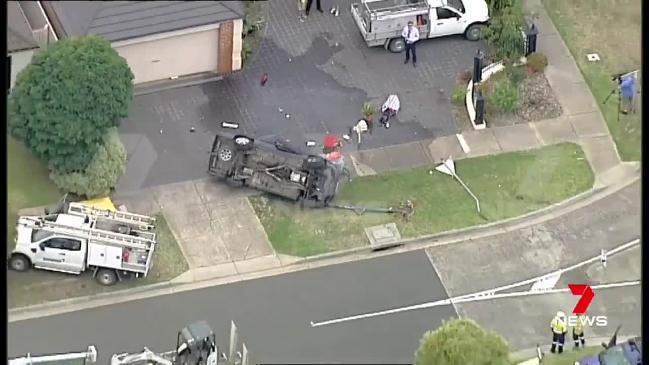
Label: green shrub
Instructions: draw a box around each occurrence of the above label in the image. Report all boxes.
[505,65,526,85]
[9,35,134,175]
[527,52,548,73]
[482,3,526,61]
[486,0,515,15]
[490,79,520,113]
[452,84,467,106]
[50,128,127,198]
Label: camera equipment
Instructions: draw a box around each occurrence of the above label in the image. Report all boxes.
[603,70,638,124]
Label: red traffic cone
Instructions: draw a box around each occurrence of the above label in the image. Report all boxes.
[260,73,268,86]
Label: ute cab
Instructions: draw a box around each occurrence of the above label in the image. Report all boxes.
[12,214,89,274]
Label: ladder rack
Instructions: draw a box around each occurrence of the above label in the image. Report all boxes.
[67,202,156,230]
[21,217,155,250]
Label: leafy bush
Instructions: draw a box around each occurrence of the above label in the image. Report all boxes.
[50,129,127,198]
[9,35,134,175]
[491,79,520,113]
[486,0,515,15]
[241,1,266,64]
[415,318,510,365]
[482,3,526,61]
[452,84,467,106]
[362,102,377,120]
[505,65,526,85]
[527,52,548,73]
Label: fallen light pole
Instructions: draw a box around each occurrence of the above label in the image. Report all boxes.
[433,157,481,213]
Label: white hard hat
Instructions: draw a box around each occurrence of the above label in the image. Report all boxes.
[557,311,566,318]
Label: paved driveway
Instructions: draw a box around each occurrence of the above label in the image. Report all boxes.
[117,0,484,192]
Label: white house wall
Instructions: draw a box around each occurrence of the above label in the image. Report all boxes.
[114,27,220,84]
[10,49,35,89]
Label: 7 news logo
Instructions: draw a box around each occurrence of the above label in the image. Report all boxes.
[567,284,608,327]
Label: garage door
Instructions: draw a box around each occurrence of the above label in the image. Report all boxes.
[114,27,220,84]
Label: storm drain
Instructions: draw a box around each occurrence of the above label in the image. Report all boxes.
[365,223,402,251]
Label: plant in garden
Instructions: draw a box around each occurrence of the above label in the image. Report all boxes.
[451,84,467,106]
[526,52,548,73]
[491,79,520,113]
[415,318,510,365]
[486,0,515,15]
[9,35,134,174]
[50,128,127,198]
[361,102,377,122]
[241,1,266,64]
[505,65,526,85]
[482,3,526,61]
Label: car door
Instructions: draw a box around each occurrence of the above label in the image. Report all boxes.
[34,237,82,273]
[432,6,466,37]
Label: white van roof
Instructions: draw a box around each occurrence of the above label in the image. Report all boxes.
[55,214,86,227]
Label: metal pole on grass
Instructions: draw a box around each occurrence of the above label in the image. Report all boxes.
[434,157,481,214]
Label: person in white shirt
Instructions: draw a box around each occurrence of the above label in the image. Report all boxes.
[401,21,420,67]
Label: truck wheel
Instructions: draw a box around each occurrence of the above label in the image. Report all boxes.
[233,135,254,151]
[218,147,234,162]
[388,38,405,53]
[304,155,326,170]
[8,254,30,272]
[465,24,483,41]
[96,268,118,286]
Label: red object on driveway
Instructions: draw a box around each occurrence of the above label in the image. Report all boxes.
[260,73,269,86]
[323,134,340,149]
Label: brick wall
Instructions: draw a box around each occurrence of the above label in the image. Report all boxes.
[217,20,234,74]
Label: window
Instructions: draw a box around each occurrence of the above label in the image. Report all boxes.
[32,229,54,242]
[42,237,82,251]
[447,0,465,13]
[437,7,458,19]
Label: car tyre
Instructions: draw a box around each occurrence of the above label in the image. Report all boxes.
[465,24,483,41]
[304,155,326,170]
[96,268,118,286]
[225,177,244,187]
[218,147,234,162]
[8,254,30,272]
[388,38,405,53]
[233,135,254,151]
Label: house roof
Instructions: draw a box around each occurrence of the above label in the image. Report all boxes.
[44,1,245,43]
[8,1,39,52]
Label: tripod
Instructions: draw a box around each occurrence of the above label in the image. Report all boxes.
[602,85,623,124]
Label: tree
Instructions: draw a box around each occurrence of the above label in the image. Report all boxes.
[415,318,510,365]
[9,35,134,174]
[50,128,127,198]
[482,2,526,61]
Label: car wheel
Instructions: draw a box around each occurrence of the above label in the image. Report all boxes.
[388,38,405,53]
[465,24,483,41]
[218,147,233,162]
[304,155,326,170]
[8,254,30,272]
[96,268,118,286]
[233,135,254,151]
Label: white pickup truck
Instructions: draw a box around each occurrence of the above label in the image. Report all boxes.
[8,202,158,286]
[351,0,490,52]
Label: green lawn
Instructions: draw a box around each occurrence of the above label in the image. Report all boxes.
[250,143,594,257]
[8,214,189,308]
[543,0,641,161]
[7,136,61,252]
[541,346,602,365]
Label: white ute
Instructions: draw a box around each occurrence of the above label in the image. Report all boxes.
[8,202,157,286]
[351,0,490,52]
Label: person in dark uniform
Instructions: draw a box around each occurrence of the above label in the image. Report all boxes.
[572,315,586,348]
[305,0,323,16]
[550,311,568,354]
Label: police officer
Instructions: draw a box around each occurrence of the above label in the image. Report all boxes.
[550,311,567,354]
[573,315,586,348]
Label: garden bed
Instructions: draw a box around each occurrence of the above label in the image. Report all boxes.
[452,60,563,131]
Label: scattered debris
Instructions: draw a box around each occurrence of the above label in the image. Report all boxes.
[169,75,179,80]
[342,134,351,141]
[586,53,601,62]
[159,129,163,135]
[278,107,284,112]
[190,127,195,133]
[288,58,292,62]
[306,140,316,147]
[260,73,269,86]
[285,114,291,119]
[221,121,239,129]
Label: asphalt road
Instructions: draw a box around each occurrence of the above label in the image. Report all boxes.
[8,251,456,364]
